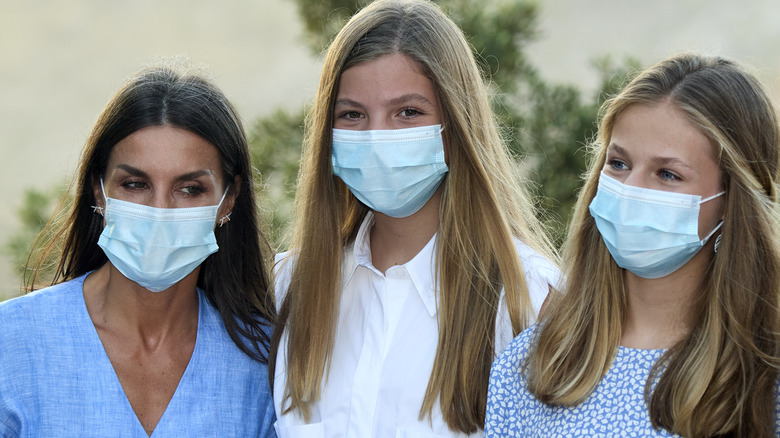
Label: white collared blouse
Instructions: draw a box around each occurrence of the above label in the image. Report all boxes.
[273,212,560,438]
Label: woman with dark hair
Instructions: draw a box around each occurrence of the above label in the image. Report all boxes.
[486,53,780,437]
[0,65,277,437]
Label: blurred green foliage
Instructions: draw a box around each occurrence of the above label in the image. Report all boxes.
[5,189,53,272]
[3,186,66,297]
[248,109,306,245]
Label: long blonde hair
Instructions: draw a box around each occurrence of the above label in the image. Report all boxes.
[528,53,780,437]
[270,0,554,432]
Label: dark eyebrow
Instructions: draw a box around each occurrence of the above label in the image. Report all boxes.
[175,170,214,182]
[115,164,149,179]
[115,164,214,182]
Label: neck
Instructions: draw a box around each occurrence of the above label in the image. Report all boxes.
[84,263,200,344]
[369,188,441,273]
[621,244,714,349]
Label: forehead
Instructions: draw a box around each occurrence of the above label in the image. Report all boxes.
[107,125,223,177]
[609,101,717,162]
[337,52,437,101]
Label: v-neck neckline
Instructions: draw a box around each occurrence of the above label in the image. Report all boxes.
[78,273,203,436]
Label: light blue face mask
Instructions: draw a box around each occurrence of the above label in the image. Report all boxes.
[331,124,448,218]
[589,172,724,279]
[96,181,227,292]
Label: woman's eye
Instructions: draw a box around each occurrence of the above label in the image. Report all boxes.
[340,111,363,120]
[399,108,420,117]
[121,180,147,190]
[181,185,206,195]
[607,159,627,170]
[659,169,680,181]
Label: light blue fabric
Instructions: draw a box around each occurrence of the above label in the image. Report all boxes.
[97,193,221,292]
[331,124,448,218]
[485,325,780,437]
[0,273,276,437]
[589,172,722,279]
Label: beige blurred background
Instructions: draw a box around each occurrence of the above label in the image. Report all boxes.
[2,0,779,300]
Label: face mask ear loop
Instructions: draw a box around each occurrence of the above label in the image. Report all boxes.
[700,191,725,204]
[100,178,107,202]
[699,191,725,246]
[216,185,232,227]
[217,185,231,209]
[91,178,108,216]
[702,220,724,243]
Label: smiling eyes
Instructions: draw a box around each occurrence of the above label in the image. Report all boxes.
[399,108,421,117]
[336,107,424,121]
[340,111,363,121]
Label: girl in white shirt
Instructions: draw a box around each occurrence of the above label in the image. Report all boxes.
[270,0,560,436]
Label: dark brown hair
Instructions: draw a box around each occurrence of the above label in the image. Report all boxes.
[26,65,276,363]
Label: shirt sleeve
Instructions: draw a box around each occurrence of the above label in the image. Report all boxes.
[494,239,561,356]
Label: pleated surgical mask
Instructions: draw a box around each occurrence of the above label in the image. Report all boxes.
[589,172,724,279]
[331,124,448,218]
[97,180,227,292]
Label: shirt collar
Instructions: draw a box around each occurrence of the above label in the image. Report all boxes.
[347,211,439,317]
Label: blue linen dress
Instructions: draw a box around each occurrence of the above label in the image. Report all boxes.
[485,326,780,437]
[0,273,276,437]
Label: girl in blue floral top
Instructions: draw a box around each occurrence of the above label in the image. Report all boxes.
[486,53,780,437]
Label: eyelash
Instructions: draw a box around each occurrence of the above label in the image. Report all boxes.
[659,170,681,181]
[336,107,424,120]
[119,180,207,196]
[399,108,421,117]
[606,159,682,182]
[180,185,206,195]
[338,110,363,120]
[121,179,147,190]
[607,158,628,170]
